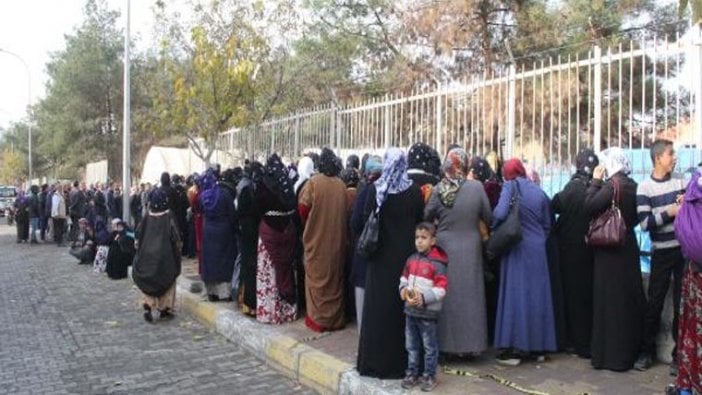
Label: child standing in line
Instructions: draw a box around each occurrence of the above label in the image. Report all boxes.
[399,222,448,392]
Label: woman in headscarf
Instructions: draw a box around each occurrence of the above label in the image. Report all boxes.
[493,158,557,366]
[14,190,30,243]
[670,165,702,394]
[236,162,263,317]
[105,218,135,280]
[69,218,96,264]
[585,147,646,371]
[187,174,204,270]
[346,154,360,171]
[407,142,442,202]
[551,149,599,358]
[468,156,503,343]
[299,148,348,331]
[199,168,238,302]
[425,148,493,358]
[255,154,298,324]
[294,156,316,198]
[349,155,383,331]
[340,166,361,322]
[132,188,182,322]
[357,148,423,379]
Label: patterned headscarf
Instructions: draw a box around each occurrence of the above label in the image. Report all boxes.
[437,148,469,207]
[294,156,316,194]
[340,168,360,188]
[576,148,599,177]
[199,168,220,213]
[346,154,360,170]
[503,158,527,181]
[149,188,169,213]
[408,143,442,177]
[375,148,412,209]
[318,147,342,177]
[364,155,383,176]
[263,153,296,210]
[599,147,632,178]
[468,156,496,183]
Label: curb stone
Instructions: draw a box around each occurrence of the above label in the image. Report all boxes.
[175,276,404,395]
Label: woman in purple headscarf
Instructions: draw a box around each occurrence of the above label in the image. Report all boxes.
[14,190,30,243]
[357,147,424,379]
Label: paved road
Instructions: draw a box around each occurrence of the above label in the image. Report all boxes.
[0,226,313,395]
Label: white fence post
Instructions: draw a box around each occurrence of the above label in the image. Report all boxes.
[435,85,443,154]
[384,94,391,147]
[270,122,276,154]
[507,64,517,158]
[330,106,336,148]
[593,45,602,152]
[294,114,300,157]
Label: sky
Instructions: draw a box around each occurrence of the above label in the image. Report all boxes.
[0,0,156,129]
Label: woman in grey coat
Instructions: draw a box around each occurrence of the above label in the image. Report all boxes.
[425,148,493,355]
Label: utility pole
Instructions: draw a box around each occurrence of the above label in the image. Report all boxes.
[122,0,131,224]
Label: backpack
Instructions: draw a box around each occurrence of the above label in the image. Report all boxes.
[674,169,702,266]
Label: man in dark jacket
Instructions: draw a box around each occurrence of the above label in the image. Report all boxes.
[68,181,87,241]
[28,185,41,244]
[39,184,49,241]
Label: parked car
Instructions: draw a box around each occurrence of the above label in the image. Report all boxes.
[0,185,17,219]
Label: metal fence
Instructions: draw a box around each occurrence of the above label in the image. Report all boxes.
[208,33,702,195]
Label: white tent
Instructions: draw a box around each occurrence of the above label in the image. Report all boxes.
[139,146,232,184]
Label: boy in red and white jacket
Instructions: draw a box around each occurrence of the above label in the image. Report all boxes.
[399,222,448,392]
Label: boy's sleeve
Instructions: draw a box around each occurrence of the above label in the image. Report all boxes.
[421,263,447,305]
[399,258,411,296]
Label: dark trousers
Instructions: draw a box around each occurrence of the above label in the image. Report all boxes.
[641,246,685,360]
[39,216,48,240]
[69,214,80,241]
[53,218,66,245]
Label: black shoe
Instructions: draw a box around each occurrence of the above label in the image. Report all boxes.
[634,354,654,371]
[143,310,153,323]
[159,309,174,320]
[420,376,437,392]
[670,363,678,377]
[401,375,419,389]
[496,350,522,366]
[207,295,220,302]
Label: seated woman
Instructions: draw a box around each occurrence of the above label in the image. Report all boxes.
[105,218,136,280]
[69,218,96,264]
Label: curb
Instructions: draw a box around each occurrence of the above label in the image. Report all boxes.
[175,276,404,395]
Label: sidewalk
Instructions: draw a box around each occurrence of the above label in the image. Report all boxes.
[176,259,672,395]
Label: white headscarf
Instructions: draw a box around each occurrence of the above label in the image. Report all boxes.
[599,147,632,178]
[294,156,316,194]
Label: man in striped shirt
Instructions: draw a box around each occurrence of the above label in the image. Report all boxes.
[634,139,686,373]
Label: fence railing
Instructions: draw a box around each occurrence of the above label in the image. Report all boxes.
[205,32,702,195]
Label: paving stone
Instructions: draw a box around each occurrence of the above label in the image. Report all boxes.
[0,226,313,395]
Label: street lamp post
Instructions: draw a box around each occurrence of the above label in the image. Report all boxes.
[0,48,32,183]
[122,0,131,224]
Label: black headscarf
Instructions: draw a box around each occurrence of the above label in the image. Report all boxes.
[468,156,496,183]
[346,154,360,170]
[340,168,360,188]
[575,148,599,177]
[262,154,296,210]
[359,153,370,176]
[319,147,342,177]
[160,172,171,187]
[408,143,442,177]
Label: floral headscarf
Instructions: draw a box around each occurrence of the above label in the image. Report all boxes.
[575,148,599,177]
[408,142,442,178]
[437,148,469,207]
[263,153,297,210]
[599,147,632,178]
[199,168,220,214]
[468,156,496,183]
[375,148,412,209]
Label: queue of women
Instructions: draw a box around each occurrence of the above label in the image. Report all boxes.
[127,142,702,394]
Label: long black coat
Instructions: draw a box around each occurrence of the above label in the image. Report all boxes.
[133,211,182,297]
[584,174,646,371]
[552,175,594,356]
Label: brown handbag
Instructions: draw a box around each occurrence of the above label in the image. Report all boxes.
[585,178,627,248]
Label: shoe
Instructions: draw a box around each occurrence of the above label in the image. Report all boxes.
[634,354,654,371]
[159,309,174,320]
[207,295,220,302]
[496,350,522,366]
[670,363,678,377]
[401,375,419,389]
[420,376,437,392]
[143,310,153,323]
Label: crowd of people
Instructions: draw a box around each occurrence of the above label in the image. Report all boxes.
[10,138,702,393]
